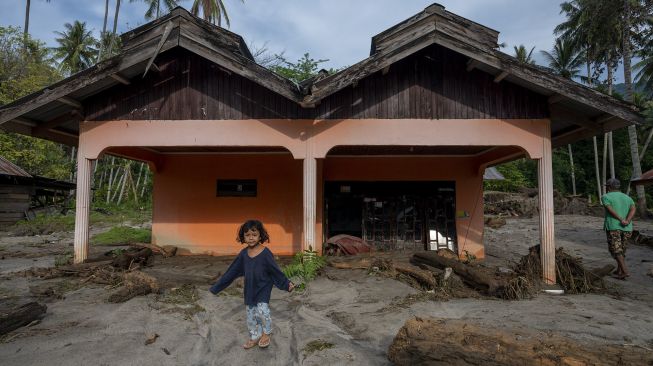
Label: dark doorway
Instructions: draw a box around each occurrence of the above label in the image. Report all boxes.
[324,181,457,251]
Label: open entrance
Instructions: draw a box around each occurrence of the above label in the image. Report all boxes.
[324,181,457,252]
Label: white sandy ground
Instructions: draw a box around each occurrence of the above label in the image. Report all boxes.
[0,215,651,366]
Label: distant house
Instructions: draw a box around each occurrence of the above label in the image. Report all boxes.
[0,156,75,227]
[0,4,643,284]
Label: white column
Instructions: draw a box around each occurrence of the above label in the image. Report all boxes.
[74,156,93,263]
[303,156,317,252]
[538,129,556,285]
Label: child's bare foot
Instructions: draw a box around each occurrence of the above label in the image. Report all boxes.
[258,333,270,348]
[243,338,259,349]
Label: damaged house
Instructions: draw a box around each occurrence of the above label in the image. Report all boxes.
[0,4,643,284]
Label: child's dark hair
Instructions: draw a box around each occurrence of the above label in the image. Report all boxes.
[237,219,270,244]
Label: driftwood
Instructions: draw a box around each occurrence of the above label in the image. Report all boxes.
[57,260,114,274]
[388,317,653,366]
[0,302,47,336]
[108,271,159,303]
[129,243,177,257]
[112,247,153,269]
[413,251,506,296]
[329,258,372,269]
[392,262,438,289]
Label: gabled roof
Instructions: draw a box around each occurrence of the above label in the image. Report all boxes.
[0,3,645,148]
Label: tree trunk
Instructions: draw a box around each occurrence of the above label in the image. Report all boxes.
[117,162,130,205]
[98,0,110,60]
[127,165,139,203]
[135,162,144,192]
[0,302,46,336]
[23,0,31,40]
[140,172,149,198]
[156,0,160,18]
[623,0,647,217]
[607,56,615,179]
[593,136,602,200]
[106,157,115,204]
[108,0,121,56]
[568,144,577,196]
[602,134,608,195]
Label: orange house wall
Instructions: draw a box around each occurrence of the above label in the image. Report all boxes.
[152,154,303,255]
[152,154,484,258]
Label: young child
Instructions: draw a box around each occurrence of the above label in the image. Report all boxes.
[209,219,294,349]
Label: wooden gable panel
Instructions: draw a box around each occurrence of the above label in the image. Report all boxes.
[85,49,303,121]
[315,45,549,120]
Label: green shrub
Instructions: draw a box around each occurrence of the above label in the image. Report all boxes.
[91,226,151,245]
[282,248,327,286]
[10,213,74,235]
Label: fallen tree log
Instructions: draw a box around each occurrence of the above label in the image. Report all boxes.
[392,262,438,289]
[413,251,506,296]
[388,317,653,366]
[0,302,47,336]
[129,243,177,257]
[108,271,159,303]
[112,247,153,269]
[329,257,372,269]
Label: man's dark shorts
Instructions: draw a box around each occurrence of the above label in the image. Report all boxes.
[605,230,631,258]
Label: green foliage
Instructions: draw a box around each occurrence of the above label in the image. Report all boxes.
[282,248,327,285]
[54,252,73,266]
[191,0,244,27]
[513,45,536,65]
[302,339,335,356]
[51,21,98,75]
[10,213,75,235]
[0,26,62,105]
[484,159,536,192]
[0,131,73,180]
[271,53,337,83]
[91,226,152,245]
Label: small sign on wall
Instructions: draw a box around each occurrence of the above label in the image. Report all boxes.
[217,179,257,197]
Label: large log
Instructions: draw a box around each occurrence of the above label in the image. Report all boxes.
[0,302,47,336]
[412,251,505,296]
[392,262,438,289]
[388,317,653,366]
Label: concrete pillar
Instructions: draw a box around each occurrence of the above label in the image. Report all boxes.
[74,156,93,263]
[538,129,556,285]
[303,156,317,252]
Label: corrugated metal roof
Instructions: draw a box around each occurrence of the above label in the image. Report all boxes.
[631,169,653,186]
[0,156,32,177]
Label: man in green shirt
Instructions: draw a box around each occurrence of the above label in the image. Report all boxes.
[601,178,636,280]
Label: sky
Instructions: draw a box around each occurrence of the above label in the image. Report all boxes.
[0,0,625,82]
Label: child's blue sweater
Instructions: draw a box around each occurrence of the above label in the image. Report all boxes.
[209,247,290,306]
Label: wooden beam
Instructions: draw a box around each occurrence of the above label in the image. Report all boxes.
[57,96,82,109]
[143,20,174,78]
[33,111,82,136]
[548,94,565,105]
[493,70,509,83]
[466,59,480,72]
[550,104,602,133]
[109,73,131,85]
[382,65,391,75]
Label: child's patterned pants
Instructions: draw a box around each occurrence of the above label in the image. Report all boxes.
[246,302,272,340]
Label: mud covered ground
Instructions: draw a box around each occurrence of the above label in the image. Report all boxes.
[1,215,652,365]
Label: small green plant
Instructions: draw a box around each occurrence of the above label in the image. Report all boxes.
[91,226,151,245]
[282,247,327,285]
[54,252,73,266]
[463,250,477,263]
[10,213,75,236]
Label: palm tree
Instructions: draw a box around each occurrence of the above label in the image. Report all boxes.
[24,0,52,40]
[191,0,244,27]
[131,0,183,20]
[52,21,98,75]
[540,38,584,79]
[635,18,653,96]
[513,45,535,65]
[108,0,122,58]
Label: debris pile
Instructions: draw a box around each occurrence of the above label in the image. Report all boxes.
[324,235,373,256]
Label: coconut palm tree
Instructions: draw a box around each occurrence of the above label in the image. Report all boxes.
[191,0,243,27]
[131,0,183,20]
[513,45,535,65]
[540,38,584,79]
[24,0,52,40]
[98,0,111,60]
[51,21,98,75]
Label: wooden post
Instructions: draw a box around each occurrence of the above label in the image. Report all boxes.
[74,156,93,263]
[538,129,556,285]
[303,155,317,252]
